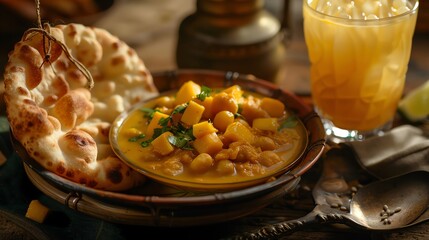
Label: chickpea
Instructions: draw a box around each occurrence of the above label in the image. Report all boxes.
[240,100,269,123]
[211,92,238,115]
[190,153,214,173]
[216,160,236,176]
[214,149,231,161]
[155,106,172,115]
[154,96,175,109]
[260,97,285,117]
[234,118,251,128]
[213,110,234,132]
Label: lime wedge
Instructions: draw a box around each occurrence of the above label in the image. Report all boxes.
[398,80,429,122]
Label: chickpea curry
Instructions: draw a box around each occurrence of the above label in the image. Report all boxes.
[115,81,307,187]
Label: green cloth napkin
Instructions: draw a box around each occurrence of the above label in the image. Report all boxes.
[344,125,429,179]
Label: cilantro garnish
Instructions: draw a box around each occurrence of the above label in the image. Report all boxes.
[278,115,298,130]
[140,140,151,147]
[128,134,146,142]
[155,104,188,132]
[152,128,165,140]
[138,103,195,150]
[168,134,194,150]
[234,112,246,120]
[166,122,195,149]
[158,117,170,128]
[140,108,158,119]
[172,104,187,115]
[196,86,212,101]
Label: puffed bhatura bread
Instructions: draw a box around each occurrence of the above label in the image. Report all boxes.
[3,23,158,191]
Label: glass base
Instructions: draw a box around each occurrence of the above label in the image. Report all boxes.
[321,118,393,143]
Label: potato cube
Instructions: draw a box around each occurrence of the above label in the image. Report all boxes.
[260,97,285,117]
[193,121,218,139]
[25,200,50,223]
[193,132,224,155]
[252,118,279,132]
[190,153,214,173]
[146,112,170,138]
[122,127,143,138]
[151,132,175,156]
[223,121,254,144]
[175,81,201,105]
[222,85,243,101]
[181,100,205,126]
[199,96,214,119]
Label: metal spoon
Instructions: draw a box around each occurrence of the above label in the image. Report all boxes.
[233,147,429,239]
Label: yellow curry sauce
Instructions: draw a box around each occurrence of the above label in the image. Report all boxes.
[116,81,307,185]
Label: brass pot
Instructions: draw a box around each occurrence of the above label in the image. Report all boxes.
[176,0,288,82]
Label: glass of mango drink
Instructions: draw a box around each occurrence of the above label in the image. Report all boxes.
[303,0,419,142]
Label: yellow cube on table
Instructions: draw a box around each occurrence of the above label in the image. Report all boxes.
[25,200,50,223]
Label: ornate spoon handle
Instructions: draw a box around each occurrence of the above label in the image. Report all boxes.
[232,205,348,240]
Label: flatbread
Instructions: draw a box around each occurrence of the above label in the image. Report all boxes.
[3,23,158,191]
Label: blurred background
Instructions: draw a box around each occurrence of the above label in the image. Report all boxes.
[1,0,428,95]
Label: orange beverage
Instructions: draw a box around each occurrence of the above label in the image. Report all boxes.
[303,0,419,140]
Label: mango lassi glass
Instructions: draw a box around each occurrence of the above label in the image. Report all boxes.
[303,0,419,142]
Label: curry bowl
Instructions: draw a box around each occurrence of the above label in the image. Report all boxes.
[13,69,326,226]
[110,69,326,192]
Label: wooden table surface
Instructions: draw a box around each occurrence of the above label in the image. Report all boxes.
[1,0,429,239]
